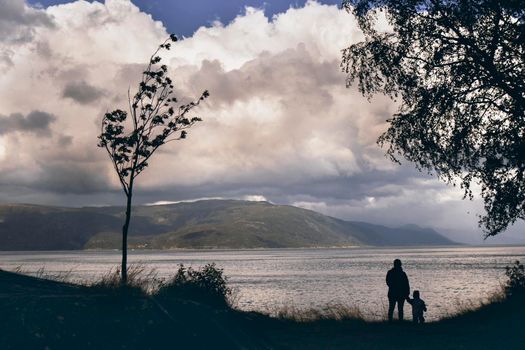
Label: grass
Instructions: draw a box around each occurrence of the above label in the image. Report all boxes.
[0,265,250,349]
[260,294,525,350]
[440,286,506,320]
[268,303,366,323]
[1,265,524,349]
[11,265,75,283]
[90,264,165,294]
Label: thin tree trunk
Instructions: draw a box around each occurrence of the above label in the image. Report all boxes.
[121,190,133,285]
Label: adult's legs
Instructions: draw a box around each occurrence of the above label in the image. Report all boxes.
[388,298,396,322]
[397,298,405,321]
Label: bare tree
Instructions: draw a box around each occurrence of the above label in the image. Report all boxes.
[98,35,209,284]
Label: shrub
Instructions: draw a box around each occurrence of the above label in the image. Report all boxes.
[156,263,232,307]
[505,260,525,297]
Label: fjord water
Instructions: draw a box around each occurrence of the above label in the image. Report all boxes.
[1,246,524,321]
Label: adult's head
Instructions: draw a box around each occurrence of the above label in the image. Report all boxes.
[393,259,402,269]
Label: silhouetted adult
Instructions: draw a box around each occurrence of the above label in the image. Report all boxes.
[386,259,410,322]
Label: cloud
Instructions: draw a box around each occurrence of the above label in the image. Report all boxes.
[0,0,522,241]
[34,161,113,194]
[57,135,73,146]
[0,0,54,67]
[243,195,268,202]
[0,0,54,43]
[0,110,56,136]
[62,80,105,104]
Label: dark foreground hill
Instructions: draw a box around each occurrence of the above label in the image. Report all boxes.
[0,200,455,250]
[0,269,523,350]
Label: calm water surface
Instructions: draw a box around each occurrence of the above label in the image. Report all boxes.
[1,246,524,321]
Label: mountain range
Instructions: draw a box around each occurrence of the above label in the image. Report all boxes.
[0,200,456,250]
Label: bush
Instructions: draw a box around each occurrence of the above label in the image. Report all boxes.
[505,260,525,297]
[156,263,232,307]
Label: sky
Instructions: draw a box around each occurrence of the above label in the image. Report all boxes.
[0,0,524,244]
[28,0,343,37]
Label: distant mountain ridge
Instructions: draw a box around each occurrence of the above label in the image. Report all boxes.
[0,200,456,250]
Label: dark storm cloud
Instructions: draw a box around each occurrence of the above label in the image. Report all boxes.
[127,164,425,207]
[62,80,105,104]
[34,162,112,194]
[0,110,55,136]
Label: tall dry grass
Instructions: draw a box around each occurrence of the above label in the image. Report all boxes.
[266,303,365,323]
[90,264,164,293]
[11,265,74,283]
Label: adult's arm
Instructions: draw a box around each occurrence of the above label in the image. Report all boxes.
[403,272,410,297]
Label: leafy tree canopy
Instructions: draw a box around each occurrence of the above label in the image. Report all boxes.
[98,35,208,283]
[341,0,525,236]
[99,35,209,196]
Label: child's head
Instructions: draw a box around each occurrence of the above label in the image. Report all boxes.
[413,290,420,299]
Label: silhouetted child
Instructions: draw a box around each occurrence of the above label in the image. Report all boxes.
[406,290,427,324]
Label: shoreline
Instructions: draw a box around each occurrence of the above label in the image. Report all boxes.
[1,246,520,323]
[5,243,518,254]
[1,269,524,349]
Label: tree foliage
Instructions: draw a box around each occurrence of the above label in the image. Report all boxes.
[98,35,209,283]
[505,260,525,297]
[341,0,525,236]
[99,35,209,197]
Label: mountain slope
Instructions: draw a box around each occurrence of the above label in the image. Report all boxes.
[0,200,455,250]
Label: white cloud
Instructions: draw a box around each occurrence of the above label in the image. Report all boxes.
[0,136,6,159]
[0,0,522,240]
[243,195,268,202]
[0,0,54,67]
[145,197,225,206]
